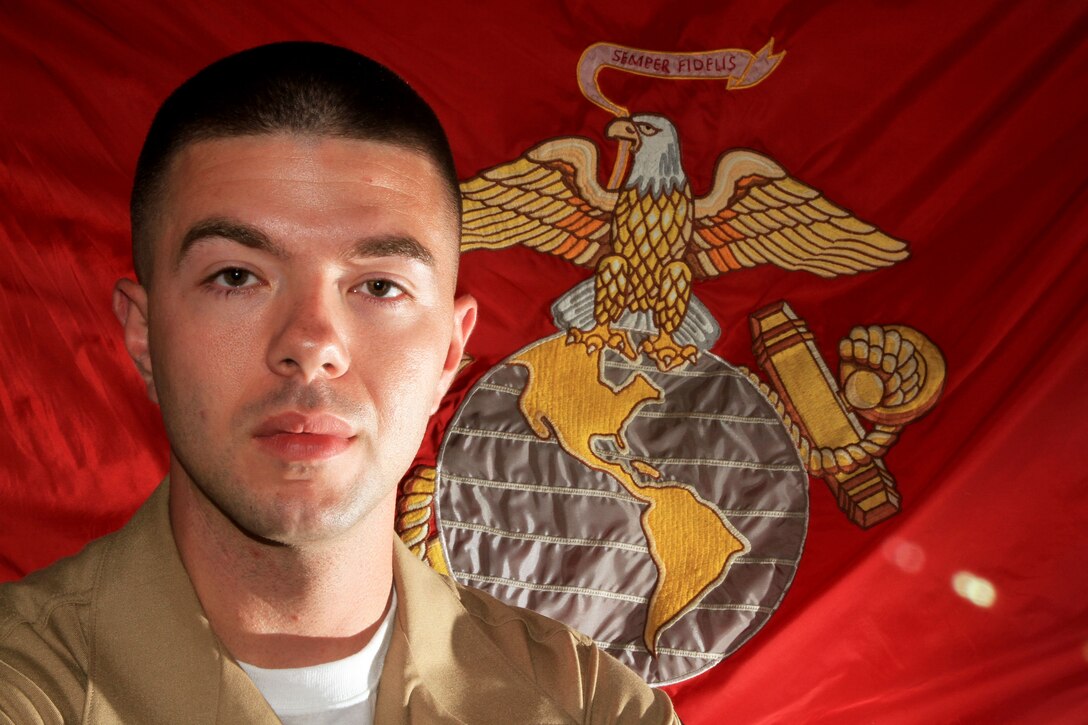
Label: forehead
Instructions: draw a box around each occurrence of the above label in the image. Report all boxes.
[156,134,460,268]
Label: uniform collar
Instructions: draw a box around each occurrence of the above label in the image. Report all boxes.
[87,480,281,723]
[375,535,576,724]
[87,479,575,723]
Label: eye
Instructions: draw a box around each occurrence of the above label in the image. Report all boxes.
[210,267,260,289]
[638,123,659,136]
[358,279,405,299]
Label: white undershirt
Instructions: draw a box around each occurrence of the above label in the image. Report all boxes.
[238,589,397,725]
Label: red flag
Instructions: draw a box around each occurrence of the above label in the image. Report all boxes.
[1,1,1085,721]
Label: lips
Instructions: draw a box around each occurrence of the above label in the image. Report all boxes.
[253,412,355,461]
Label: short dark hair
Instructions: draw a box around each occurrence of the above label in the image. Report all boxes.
[130,41,460,285]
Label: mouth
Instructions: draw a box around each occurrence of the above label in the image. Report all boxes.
[253,412,356,461]
[605,117,640,149]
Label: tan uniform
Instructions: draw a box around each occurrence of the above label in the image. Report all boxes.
[0,482,678,724]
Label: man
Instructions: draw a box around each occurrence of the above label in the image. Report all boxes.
[0,42,678,724]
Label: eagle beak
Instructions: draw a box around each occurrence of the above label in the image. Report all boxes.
[606,118,640,150]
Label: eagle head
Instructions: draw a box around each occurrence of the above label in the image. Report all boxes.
[605,113,686,197]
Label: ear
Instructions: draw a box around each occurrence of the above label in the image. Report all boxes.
[431,293,478,414]
[113,278,158,404]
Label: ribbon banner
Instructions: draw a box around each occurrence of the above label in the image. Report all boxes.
[578,40,785,115]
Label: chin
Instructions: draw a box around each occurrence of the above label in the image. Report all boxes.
[238,502,359,546]
[181,450,394,545]
[255,475,392,545]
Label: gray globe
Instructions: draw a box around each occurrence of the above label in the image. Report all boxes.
[436,338,808,685]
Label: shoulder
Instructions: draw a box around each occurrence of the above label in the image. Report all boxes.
[445,573,679,723]
[389,537,682,723]
[0,535,109,658]
[0,533,114,723]
[452,574,595,648]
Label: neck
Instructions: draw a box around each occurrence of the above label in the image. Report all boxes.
[168,470,396,668]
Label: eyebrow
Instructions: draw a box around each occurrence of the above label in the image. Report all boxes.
[176,217,435,270]
[344,236,434,266]
[177,219,283,269]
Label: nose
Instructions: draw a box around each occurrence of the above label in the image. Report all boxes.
[267,285,350,382]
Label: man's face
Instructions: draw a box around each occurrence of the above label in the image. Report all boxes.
[124,134,474,545]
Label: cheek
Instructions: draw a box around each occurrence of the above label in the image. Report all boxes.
[370,344,441,394]
[360,326,449,408]
[149,307,263,411]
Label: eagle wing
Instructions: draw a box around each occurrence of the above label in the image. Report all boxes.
[687,150,909,279]
[460,137,617,268]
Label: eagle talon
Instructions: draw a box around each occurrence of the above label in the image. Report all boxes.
[567,324,637,360]
[642,332,698,372]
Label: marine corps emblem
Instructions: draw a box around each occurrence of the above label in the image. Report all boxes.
[396,40,946,685]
